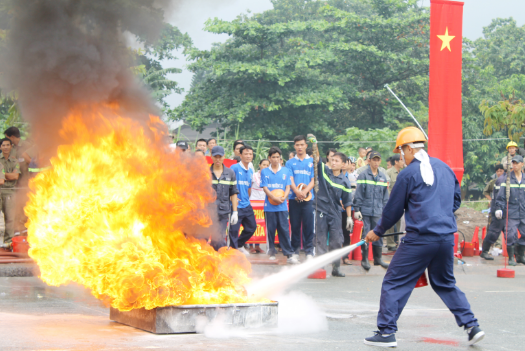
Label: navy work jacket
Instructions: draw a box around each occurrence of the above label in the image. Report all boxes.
[373,157,461,240]
[210,165,239,216]
[315,162,353,220]
[495,171,525,220]
[353,165,389,217]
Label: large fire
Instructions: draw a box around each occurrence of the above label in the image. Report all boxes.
[25,106,260,311]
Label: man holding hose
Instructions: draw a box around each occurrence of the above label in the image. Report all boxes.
[362,127,484,347]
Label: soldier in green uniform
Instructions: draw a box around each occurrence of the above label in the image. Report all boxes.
[0,138,20,245]
[385,154,405,251]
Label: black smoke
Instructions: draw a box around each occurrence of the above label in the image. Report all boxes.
[1,0,174,153]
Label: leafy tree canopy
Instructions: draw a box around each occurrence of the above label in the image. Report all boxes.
[175,0,429,142]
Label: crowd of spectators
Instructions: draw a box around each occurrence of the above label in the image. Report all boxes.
[179,135,411,270]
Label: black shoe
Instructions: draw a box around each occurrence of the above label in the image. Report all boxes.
[517,245,525,264]
[364,331,397,347]
[387,246,397,252]
[480,251,494,260]
[373,245,389,269]
[332,264,346,277]
[361,243,370,271]
[480,240,494,260]
[508,245,517,266]
[466,326,485,345]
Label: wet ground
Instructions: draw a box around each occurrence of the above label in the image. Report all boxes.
[1,256,524,351]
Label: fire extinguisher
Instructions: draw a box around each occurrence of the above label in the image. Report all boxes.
[350,220,364,260]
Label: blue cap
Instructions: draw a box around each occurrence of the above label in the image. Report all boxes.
[211,146,225,157]
[512,155,524,163]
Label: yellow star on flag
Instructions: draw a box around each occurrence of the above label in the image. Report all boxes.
[437,27,455,52]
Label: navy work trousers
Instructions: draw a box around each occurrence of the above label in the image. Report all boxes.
[211,213,229,251]
[315,211,343,256]
[377,234,479,334]
[265,211,293,257]
[504,218,525,246]
[484,213,506,245]
[229,205,257,249]
[289,200,315,255]
[362,215,383,247]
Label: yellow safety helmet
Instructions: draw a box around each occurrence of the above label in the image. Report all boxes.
[507,141,518,150]
[393,127,427,153]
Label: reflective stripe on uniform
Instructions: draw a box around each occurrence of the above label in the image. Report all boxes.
[212,180,236,185]
[356,179,388,186]
[322,164,351,193]
[500,184,525,188]
[29,167,51,172]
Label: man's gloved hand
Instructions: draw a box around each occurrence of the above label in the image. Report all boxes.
[346,216,354,231]
[230,211,239,225]
[495,210,503,220]
[354,211,362,221]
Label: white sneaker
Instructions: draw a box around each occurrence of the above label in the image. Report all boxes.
[269,255,276,260]
[287,256,300,265]
[306,254,314,261]
[238,247,250,256]
[292,253,300,262]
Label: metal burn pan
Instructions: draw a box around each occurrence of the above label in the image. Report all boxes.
[110,302,278,334]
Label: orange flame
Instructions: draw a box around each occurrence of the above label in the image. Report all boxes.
[26,106,260,311]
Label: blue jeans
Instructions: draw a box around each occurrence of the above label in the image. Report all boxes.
[289,200,315,255]
[265,211,293,257]
[229,205,257,249]
[377,234,478,334]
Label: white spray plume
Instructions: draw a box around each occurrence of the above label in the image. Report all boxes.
[246,241,364,299]
[195,291,327,338]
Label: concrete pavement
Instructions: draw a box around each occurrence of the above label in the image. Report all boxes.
[0,261,524,350]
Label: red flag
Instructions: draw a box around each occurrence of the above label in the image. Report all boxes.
[428,0,464,184]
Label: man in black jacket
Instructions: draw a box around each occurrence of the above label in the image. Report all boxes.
[210,146,239,250]
[353,151,389,270]
[314,152,353,277]
[495,155,525,265]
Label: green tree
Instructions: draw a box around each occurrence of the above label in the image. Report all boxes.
[176,0,429,142]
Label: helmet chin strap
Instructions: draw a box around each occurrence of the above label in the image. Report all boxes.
[399,146,406,164]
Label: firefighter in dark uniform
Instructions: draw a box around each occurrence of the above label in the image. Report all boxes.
[210,146,239,251]
[353,151,389,270]
[314,151,353,277]
[480,164,505,259]
[363,127,483,348]
[494,154,525,265]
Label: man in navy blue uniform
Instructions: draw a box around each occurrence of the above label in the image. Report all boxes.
[229,145,257,254]
[494,154,525,265]
[261,147,299,265]
[480,165,506,260]
[286,135,315,260]
[353,151,390,270]
[363,127,484,348]
[210,146,239,251]
[314,151,353,277]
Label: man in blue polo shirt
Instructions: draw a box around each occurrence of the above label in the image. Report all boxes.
[261,147,299,264]
[286,135,315,260]
[229,145,257,255]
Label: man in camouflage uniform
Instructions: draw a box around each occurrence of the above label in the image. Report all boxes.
[385,154,405,251]
[0,138,20,245]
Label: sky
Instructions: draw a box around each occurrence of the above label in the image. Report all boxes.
[162,0,525,110]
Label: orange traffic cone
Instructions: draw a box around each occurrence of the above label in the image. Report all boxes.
[415,271,428,288]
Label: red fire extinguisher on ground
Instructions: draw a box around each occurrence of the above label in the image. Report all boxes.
[350,220,364,260]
